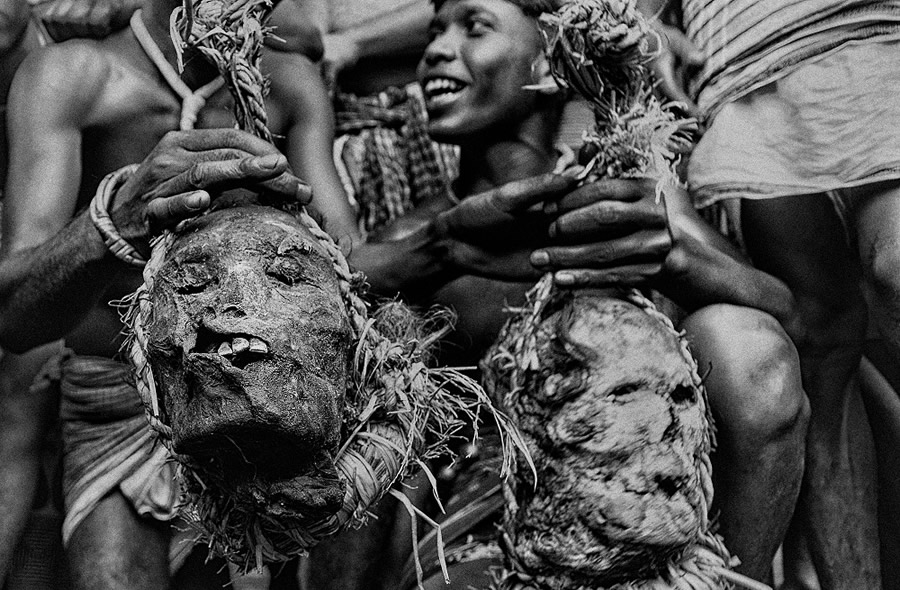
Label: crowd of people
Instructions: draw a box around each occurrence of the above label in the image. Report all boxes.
[0,0,897,589]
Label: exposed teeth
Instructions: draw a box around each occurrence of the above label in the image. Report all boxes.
[249,337,268,354]
[425,77,463,96]
[217,341,233,357]
[232,337,250,355]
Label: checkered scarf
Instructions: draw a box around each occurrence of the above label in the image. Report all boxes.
[334,85,458,234]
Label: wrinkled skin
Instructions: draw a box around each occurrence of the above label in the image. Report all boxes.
[501,294,707,585]
[146,204,350,514]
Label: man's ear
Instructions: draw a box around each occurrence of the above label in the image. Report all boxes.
[525,52,561,94]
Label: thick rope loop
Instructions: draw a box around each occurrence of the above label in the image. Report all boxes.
[89,164,147,268]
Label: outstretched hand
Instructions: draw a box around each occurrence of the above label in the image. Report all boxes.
[530,177,674,288]
[433,172,579,280]
[108,129,311,256]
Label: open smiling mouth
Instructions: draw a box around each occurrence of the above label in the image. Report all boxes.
[423,76,467,106]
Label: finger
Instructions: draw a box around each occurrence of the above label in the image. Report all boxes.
[88,1,114,38]
[146,190,210,231]
[549,178,654,213]
[152,154,309,203]
[550,200,666,240]
[531,230,672,270]
[652,62,702,118]
[446,243,543,282]
[493,172,579,213]
[552,263,663,288]
[159,128,283,158]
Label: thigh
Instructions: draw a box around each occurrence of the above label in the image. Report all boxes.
[67,491,171,590]
[741,194,861,300]
[853,180,900,282]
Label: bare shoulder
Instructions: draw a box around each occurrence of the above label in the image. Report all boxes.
[263,50,329,111]
[9,38,117,125]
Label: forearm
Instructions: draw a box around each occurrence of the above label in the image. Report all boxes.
[349,221,457,301]
[0,212,124,351]
[658,233,801,339]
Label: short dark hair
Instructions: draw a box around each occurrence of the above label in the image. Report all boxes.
[431,0,562,17]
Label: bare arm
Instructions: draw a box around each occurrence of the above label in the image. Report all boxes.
[275,53,359,243]
[0,47,117,351]
[321,1,432,86]
[533,179,802,338]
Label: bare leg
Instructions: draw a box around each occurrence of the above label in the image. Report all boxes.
[0,343,61,585]
[857,181,900,362]
[682,305,809,582]
[742,194,880,589]
[67,491,171,590]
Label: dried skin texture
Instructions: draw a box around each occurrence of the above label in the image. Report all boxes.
[146,205,350,516]
[490,293,708,587]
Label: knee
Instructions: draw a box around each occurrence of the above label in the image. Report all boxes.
[863,237,900,303]
[684,305,810,441]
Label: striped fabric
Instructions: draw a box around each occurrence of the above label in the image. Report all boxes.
[683,0,900,119]
[59,355,178,545]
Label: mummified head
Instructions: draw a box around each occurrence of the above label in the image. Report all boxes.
[490,292,709,585]
[145,204,350,516]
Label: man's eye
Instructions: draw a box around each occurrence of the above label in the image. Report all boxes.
[266,258,304,286]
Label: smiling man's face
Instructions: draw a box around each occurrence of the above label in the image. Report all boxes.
[417,0,545,143]
[146,205,349,513]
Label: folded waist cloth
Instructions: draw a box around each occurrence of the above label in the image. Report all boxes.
[60,354,178,545]
[688,38,900,208]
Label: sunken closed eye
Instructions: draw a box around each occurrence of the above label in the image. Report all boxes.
[173,262,217,295]
[266,256,307,286]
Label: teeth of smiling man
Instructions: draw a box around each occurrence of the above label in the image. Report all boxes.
[231,337,250,355]
[425,78,463,96]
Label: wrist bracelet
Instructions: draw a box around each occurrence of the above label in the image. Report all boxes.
[89,164,147,268]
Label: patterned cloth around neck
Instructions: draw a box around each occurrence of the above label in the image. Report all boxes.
[333,84,459,235]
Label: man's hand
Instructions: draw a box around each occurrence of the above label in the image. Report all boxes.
[432,172,579,280]
[648,22,704,118]
[530,177,674,287]
[35,0,139,41]
[108,129,311,256]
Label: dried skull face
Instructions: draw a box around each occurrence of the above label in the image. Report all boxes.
[146,205,350,514]
[501,294,707,585]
